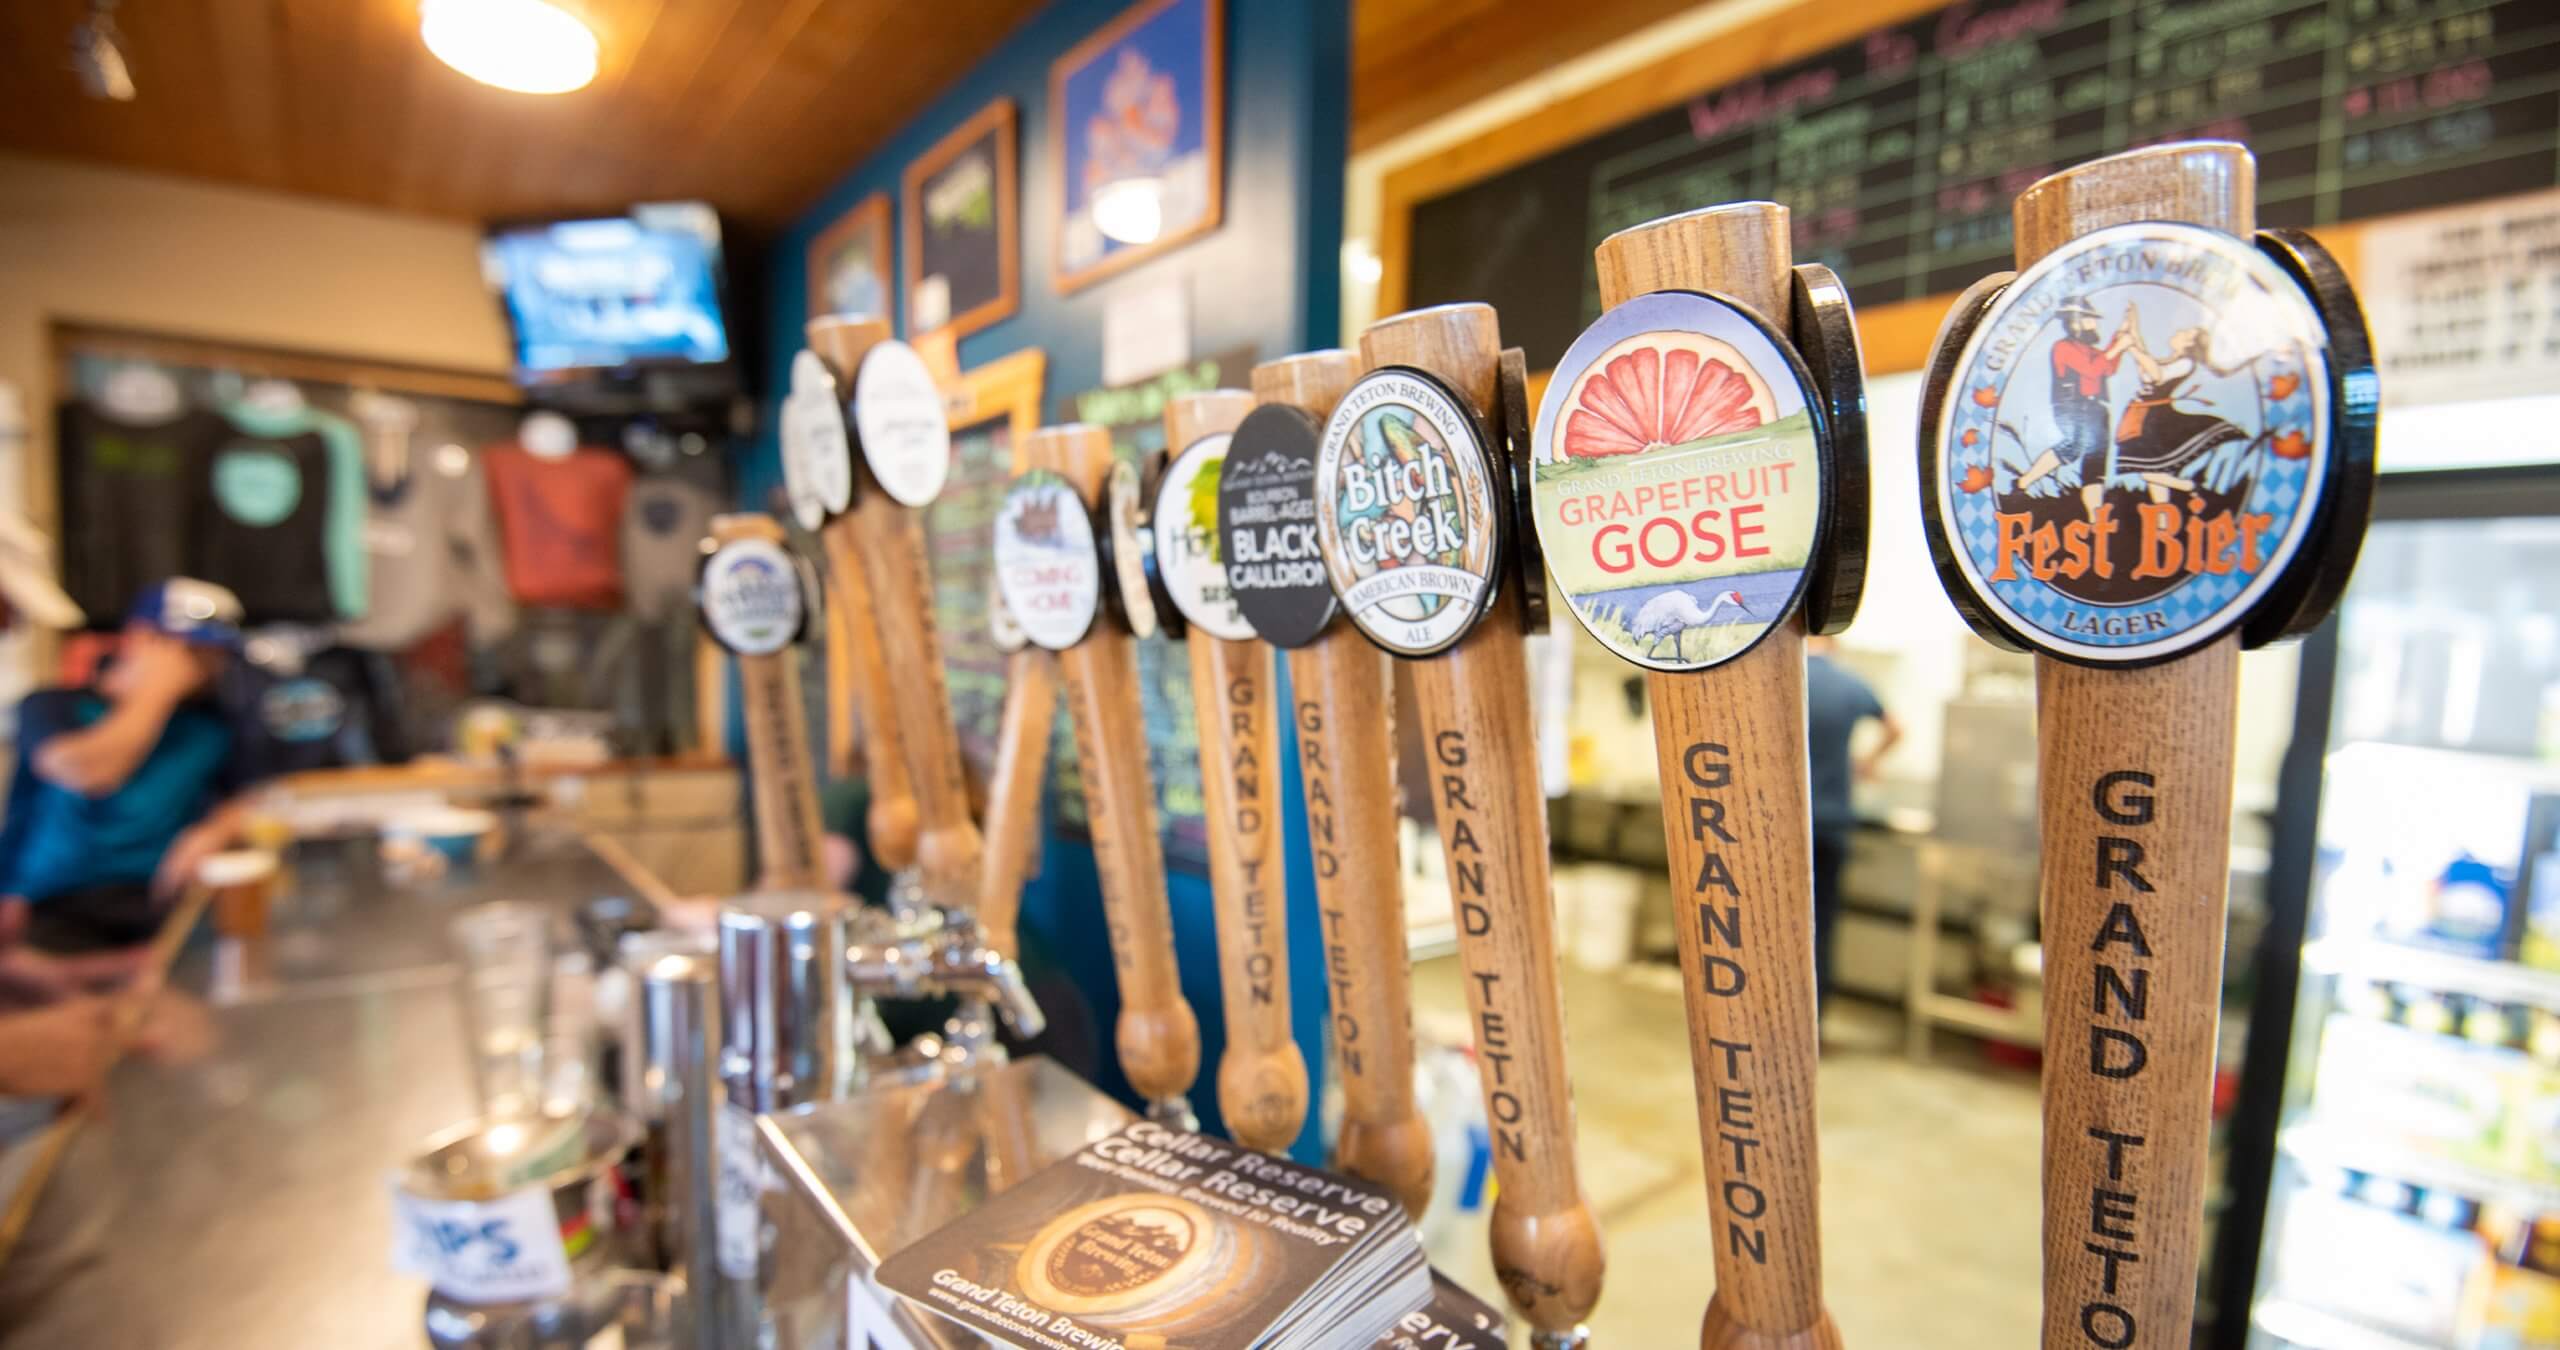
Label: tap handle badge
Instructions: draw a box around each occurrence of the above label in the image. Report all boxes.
[1313,366,1507,660]
[1917,222,2376,667]
[697,535,813,657]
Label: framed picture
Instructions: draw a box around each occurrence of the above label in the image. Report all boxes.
[903,99,1021,342]
[1048,0,1224,293]
[807,192,892,324]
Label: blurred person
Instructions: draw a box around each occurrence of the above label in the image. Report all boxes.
[1805,635,1901,1013]
[0,580,261,952]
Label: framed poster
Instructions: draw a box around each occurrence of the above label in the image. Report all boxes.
[903,99,1021,342]
[807,192,892,324]
[1048,0,1224,294]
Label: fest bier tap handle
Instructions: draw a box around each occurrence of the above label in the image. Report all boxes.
[1920,141,2374,1350]
[976,645,1056,959]
[1353,305,1601,1342]
[1021,423,1201,1115]
[1586,205,1840,1349]
[1165,389,1307,1154]
[1244,350,1434,1215]
[806,316,983,903]
[705,513,827,893]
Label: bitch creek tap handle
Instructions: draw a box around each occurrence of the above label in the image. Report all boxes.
[1346,304,1602,1341]
[703,512,828,892]
[1163,390,1308,1155]
[1918,141,2375,1350]
[1580,204,1844,1349]
[1015,423,1201,1114]
[805,316,983,904]
[1241,350,1434,1216]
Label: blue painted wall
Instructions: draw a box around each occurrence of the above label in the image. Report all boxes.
[747,0,1349,1158]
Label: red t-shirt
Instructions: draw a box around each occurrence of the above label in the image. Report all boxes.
[2051,339,2121,396]
[483,444,633,609]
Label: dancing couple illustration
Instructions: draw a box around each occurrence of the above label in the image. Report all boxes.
[2012,295,2253,519]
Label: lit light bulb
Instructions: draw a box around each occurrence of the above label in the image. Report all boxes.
[422,0,598,96]
[1091,177,1166,246]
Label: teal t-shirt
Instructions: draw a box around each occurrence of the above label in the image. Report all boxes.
[0,691,238,902]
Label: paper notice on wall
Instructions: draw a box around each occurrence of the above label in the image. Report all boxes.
[2359,189,2560,408]
[1101,278,1192,388]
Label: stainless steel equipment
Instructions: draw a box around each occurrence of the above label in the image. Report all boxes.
[631,948,725,1350]
[404,1109,641,1349]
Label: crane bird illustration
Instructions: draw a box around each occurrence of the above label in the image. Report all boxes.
[1626,586,1751,661]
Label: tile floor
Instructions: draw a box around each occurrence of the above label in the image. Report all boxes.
[1409,956,2045,1347]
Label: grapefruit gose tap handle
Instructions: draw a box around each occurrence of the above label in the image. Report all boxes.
[1918,141,2375,1349]
[1018,423,1202,1119]
[806,315,982,904]
[704,513,828,892]
[1242,350,1434,1216]
[1346,304,1602,1343]
[1576,203,1845,1349]
[1163,390,1308,1154]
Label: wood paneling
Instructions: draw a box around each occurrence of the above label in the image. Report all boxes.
[0,0,1046,228]
[1350,0,1703,152]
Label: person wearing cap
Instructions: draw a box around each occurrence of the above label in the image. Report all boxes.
[0,579,263,951]
[2013,295,2135,516]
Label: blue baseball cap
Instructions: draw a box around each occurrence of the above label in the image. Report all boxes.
[126,578,246,650]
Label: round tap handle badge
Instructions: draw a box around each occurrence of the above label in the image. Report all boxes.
[1153,433,1255,642]
[698,537,808,656]
[1530,288,1829,673]
[1218,404,1338,650]
[850,339,952,508]
[1925,221,2367,667]
[779,350,856,532]
[1097,457,1163,640]
[1315,368,1505,659]
[992,469,1102,652]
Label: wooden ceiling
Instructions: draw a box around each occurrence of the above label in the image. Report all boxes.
[0,0,1047,229]
[0,0,1698,229]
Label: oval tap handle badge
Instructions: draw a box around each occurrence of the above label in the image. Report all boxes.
[1096,456,1168,640]
[1315,367,1507,659]
[1155,433,1256,642]
[1529,288,1832,674]
[780,349,857,532]
[851,339,953,508]
[1791,263,1872,636]
[698,536,811,656]
[1919,221,2376,667]
[1217,404,1338,650]
[1496,346,1549,635]
[992,469,1103,652]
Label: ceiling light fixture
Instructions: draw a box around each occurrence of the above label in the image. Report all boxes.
[68,0,136,103]
[421,0,598,96]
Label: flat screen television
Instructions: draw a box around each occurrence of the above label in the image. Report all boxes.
[482,203,746,409]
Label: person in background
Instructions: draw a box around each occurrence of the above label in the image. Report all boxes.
[0,580,260,952]
[1805,634,1902,1017]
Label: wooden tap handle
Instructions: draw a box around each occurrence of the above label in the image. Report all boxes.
[1023,423,1201,1108]
[1595,205,1838,1349]
[709,513,828,893]
[807,316,984,905]
[2013,143,2253,1350]
[1358,306,1602,1335]
[1168,390,1307,1154]
[1252,350,1434,1215]
[818,521,921,872]
[978,646,1057,958]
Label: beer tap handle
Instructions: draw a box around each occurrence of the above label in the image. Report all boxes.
[977,645,1057,959]
[1358,307,1601,1339]
[1590,203,1841,1349]
[1248,350,1434,1216]
[707,513,827,893]
[2013,143,2253,1350]
[814,519,921,872]
[1023,424,1202,1118]
[806,317,984,905]
[1167,389,1307,1155]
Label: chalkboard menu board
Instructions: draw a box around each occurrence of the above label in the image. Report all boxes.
[1407,0,2560,370]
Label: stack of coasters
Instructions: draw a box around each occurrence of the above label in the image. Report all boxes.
[877,1118,1431,1349]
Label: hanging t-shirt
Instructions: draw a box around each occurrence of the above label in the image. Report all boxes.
[340,448,517,651]
[221,402,367,620]
[55,402,220,626]
[620,475,721,623]
[217,637,410,778]
[483,444,632,610]
[192,427,340,623]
